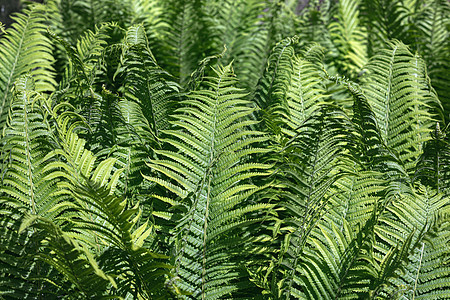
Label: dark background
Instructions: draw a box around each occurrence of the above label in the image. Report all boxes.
[1,0,44,27]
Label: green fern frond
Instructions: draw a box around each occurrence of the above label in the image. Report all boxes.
[102,24,182,197]
[415,123,450,194]
[208,0,266,66]
[33,105,174,297]
[120,24,179,137]
[253,36,298,135]
[0,207,64,298]
[274,106,354,299]
[360,0,411,56]
[414,0,450,121]
[283,43,329,136]
[372,184,448,298]
[328,0,367,76]
[0,3,56,133]
[145,63,273,298]
[407,205,450,299]
[52,0,131,44]
[362,41,438,174]
[19,215,118,299]
[70,173,174,298]
[153,0,217,86]
[0,76,58,217]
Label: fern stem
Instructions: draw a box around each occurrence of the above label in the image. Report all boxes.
[412,242,425,300]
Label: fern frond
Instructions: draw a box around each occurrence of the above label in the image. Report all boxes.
[207,0,265,66]
[253,36,298,135]
[19,215,118,299]
[34,103,175,297]
[274,106,354,299]
[0,206,64,298]
[0,76,58,216]
[407,205,450,299]
[153,0,217,86]
[70,172,174,298]
[120,24,179,137]
[373,184,448,298]
[414,0,450,121]
[0,3,55,133]
[145,63,273,298]
[328,0,367,76]
[362,41,438,174]
[360,0,411,56]
[283,43,329,136]
[415,123,450,194]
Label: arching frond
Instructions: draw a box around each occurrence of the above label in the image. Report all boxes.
[283,43,328,136]
[362,41,439,174]
[253,36,298,135]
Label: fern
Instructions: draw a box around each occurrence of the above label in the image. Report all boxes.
[153,0,217,86]
[328,0,367,77]
[361,41,439,174]
[283,43,328,136]
[19,214,118,299]
[0,76,58,216]
[0,1,449,299]
[273,106,354,299]
[145,64,273,298]
[253,36,298,135]
[415,123,450,194]
[0,3,56,133]
[414,0,450,121]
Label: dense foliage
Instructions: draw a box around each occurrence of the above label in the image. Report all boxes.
[0,0,449,299]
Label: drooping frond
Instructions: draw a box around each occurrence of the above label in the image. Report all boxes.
[331,75,405,175]
[372,183,449,298]
[67,167,175,298]
[29,100,176,297]
[19,215,118,299]
[224,1,292,95]
[145,64,273,298]
[407,204,450,299]
[0,3,55,133]
[0,207,64,298]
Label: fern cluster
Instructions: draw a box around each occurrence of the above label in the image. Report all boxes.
[0,0,449,299]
